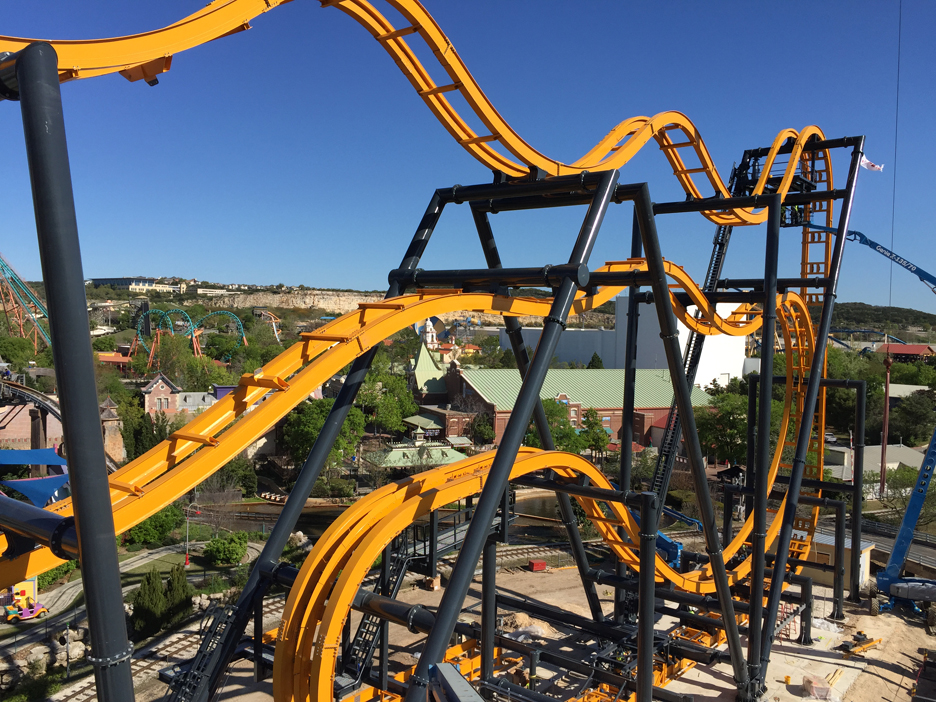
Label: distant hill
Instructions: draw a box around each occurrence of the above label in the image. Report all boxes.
[823,302,936,331]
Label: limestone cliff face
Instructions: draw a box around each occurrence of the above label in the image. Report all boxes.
[207,290,613,328]
[207,290,383,314]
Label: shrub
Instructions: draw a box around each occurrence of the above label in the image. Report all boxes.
[38,560,78,590]
[126,543,144,553]
[131,568,167,639]
[203,532,248,566]
[127,504,184,545]
[311,477,355,498]
[164,564,194,629]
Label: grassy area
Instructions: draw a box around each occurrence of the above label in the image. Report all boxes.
[1,662,95,702]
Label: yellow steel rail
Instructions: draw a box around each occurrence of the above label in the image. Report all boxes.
[0,260,780,588]
[275,284,816,701]
[0,0,832,226]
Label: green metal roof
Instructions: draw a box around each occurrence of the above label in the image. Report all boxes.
[413,343,447,395]
[402,413,444,430]
[460,368,711,411]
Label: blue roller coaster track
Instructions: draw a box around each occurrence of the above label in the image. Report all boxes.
[194,310,247,360]
[0,252,51,348]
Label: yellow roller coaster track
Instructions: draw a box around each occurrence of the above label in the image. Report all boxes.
[0,258,820,588]
[273,289,817,702]
[0,0,832,228]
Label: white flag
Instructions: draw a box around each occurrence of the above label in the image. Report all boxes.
[860,155,884,171]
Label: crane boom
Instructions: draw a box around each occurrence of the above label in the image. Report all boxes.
[847,230,936,294]
[877,427,936,595]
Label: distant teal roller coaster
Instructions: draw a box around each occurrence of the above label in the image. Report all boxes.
[134,307,246,361]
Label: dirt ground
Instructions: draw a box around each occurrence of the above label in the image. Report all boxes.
[206,564,935,702]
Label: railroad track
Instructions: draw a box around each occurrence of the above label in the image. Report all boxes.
[48,597,285,702]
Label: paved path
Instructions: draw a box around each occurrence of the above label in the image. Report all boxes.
[0,542,263,652]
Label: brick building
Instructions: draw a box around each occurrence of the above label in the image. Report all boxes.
[444,366,710,446]
[141,373,183,415]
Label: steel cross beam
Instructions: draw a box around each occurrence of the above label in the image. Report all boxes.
[759,138,865,675]
[403,169,620,701]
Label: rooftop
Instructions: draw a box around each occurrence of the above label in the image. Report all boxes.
[460,368,711,411]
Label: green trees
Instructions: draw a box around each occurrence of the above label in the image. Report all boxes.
[586,352,604,369]
[131,564,195,638]
[890,390,936,446]
[694,393,749,465]
[470,412,496,445]
[164,564,194,628]
[881,462,936,526]
[523,399,583,453]
[359,349,418,434]
[474,335,517,369]
[283,398,366,474]
[580,408,609,462]
[132,568,168,638]
[203,532,249,565]
[127,504,184,546]
[218,455,258,498]
[0,337,35,370]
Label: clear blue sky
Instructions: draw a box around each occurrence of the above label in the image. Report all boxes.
[1,2,933,314]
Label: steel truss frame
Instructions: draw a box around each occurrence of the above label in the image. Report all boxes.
[0,42,868,702]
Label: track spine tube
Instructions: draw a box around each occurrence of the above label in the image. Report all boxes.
[759,138,864,671]
[616,210,642,622]
[481,535,496,681]
[403,169,619,702]
[850,381,866,602]
[197,192,448,702]
[471,204,604,621]
[745,194,780,698]
[14,41,135,701]
[637,491,659,702]
[632,183,749,689]
[745,377,758,522]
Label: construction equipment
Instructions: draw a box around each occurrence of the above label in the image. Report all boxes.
[839,631,882,659]
[871,423,936,617]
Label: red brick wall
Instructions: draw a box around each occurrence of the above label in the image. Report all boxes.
[145,383,178,415]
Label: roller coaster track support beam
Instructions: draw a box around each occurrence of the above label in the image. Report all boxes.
[404,169,620,702]
[617,211,642,622]
[481,535,496,682]
[192,191,448,702]
[1,42,136,701]
[745,194,781,700]
[760,137,865,675]
[634,183,749,691]
[471,203,604,622]
[637,491,660,702]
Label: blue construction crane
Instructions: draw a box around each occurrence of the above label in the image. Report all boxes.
[847,230,936,295]
[872,426,936,619]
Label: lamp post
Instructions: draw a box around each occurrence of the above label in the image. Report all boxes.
[185,502,200,568]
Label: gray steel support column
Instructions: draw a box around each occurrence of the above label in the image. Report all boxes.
[380,543,390,691]
[471,205,603,621]
[404,169,619,702]
[760,140,864,672]
[10,42,135,701]
[616,212,642,622]
[722,489,733,550]
[849,382,866,602]
[745,376,758,520]
[636,491,659,702]
[796,576,815,646]
[746,195,781,697]
[429,510,439,578]
[632,184,749,689]
[481,536,497,681]
[200,191,447,701]
[830,499,846,620]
